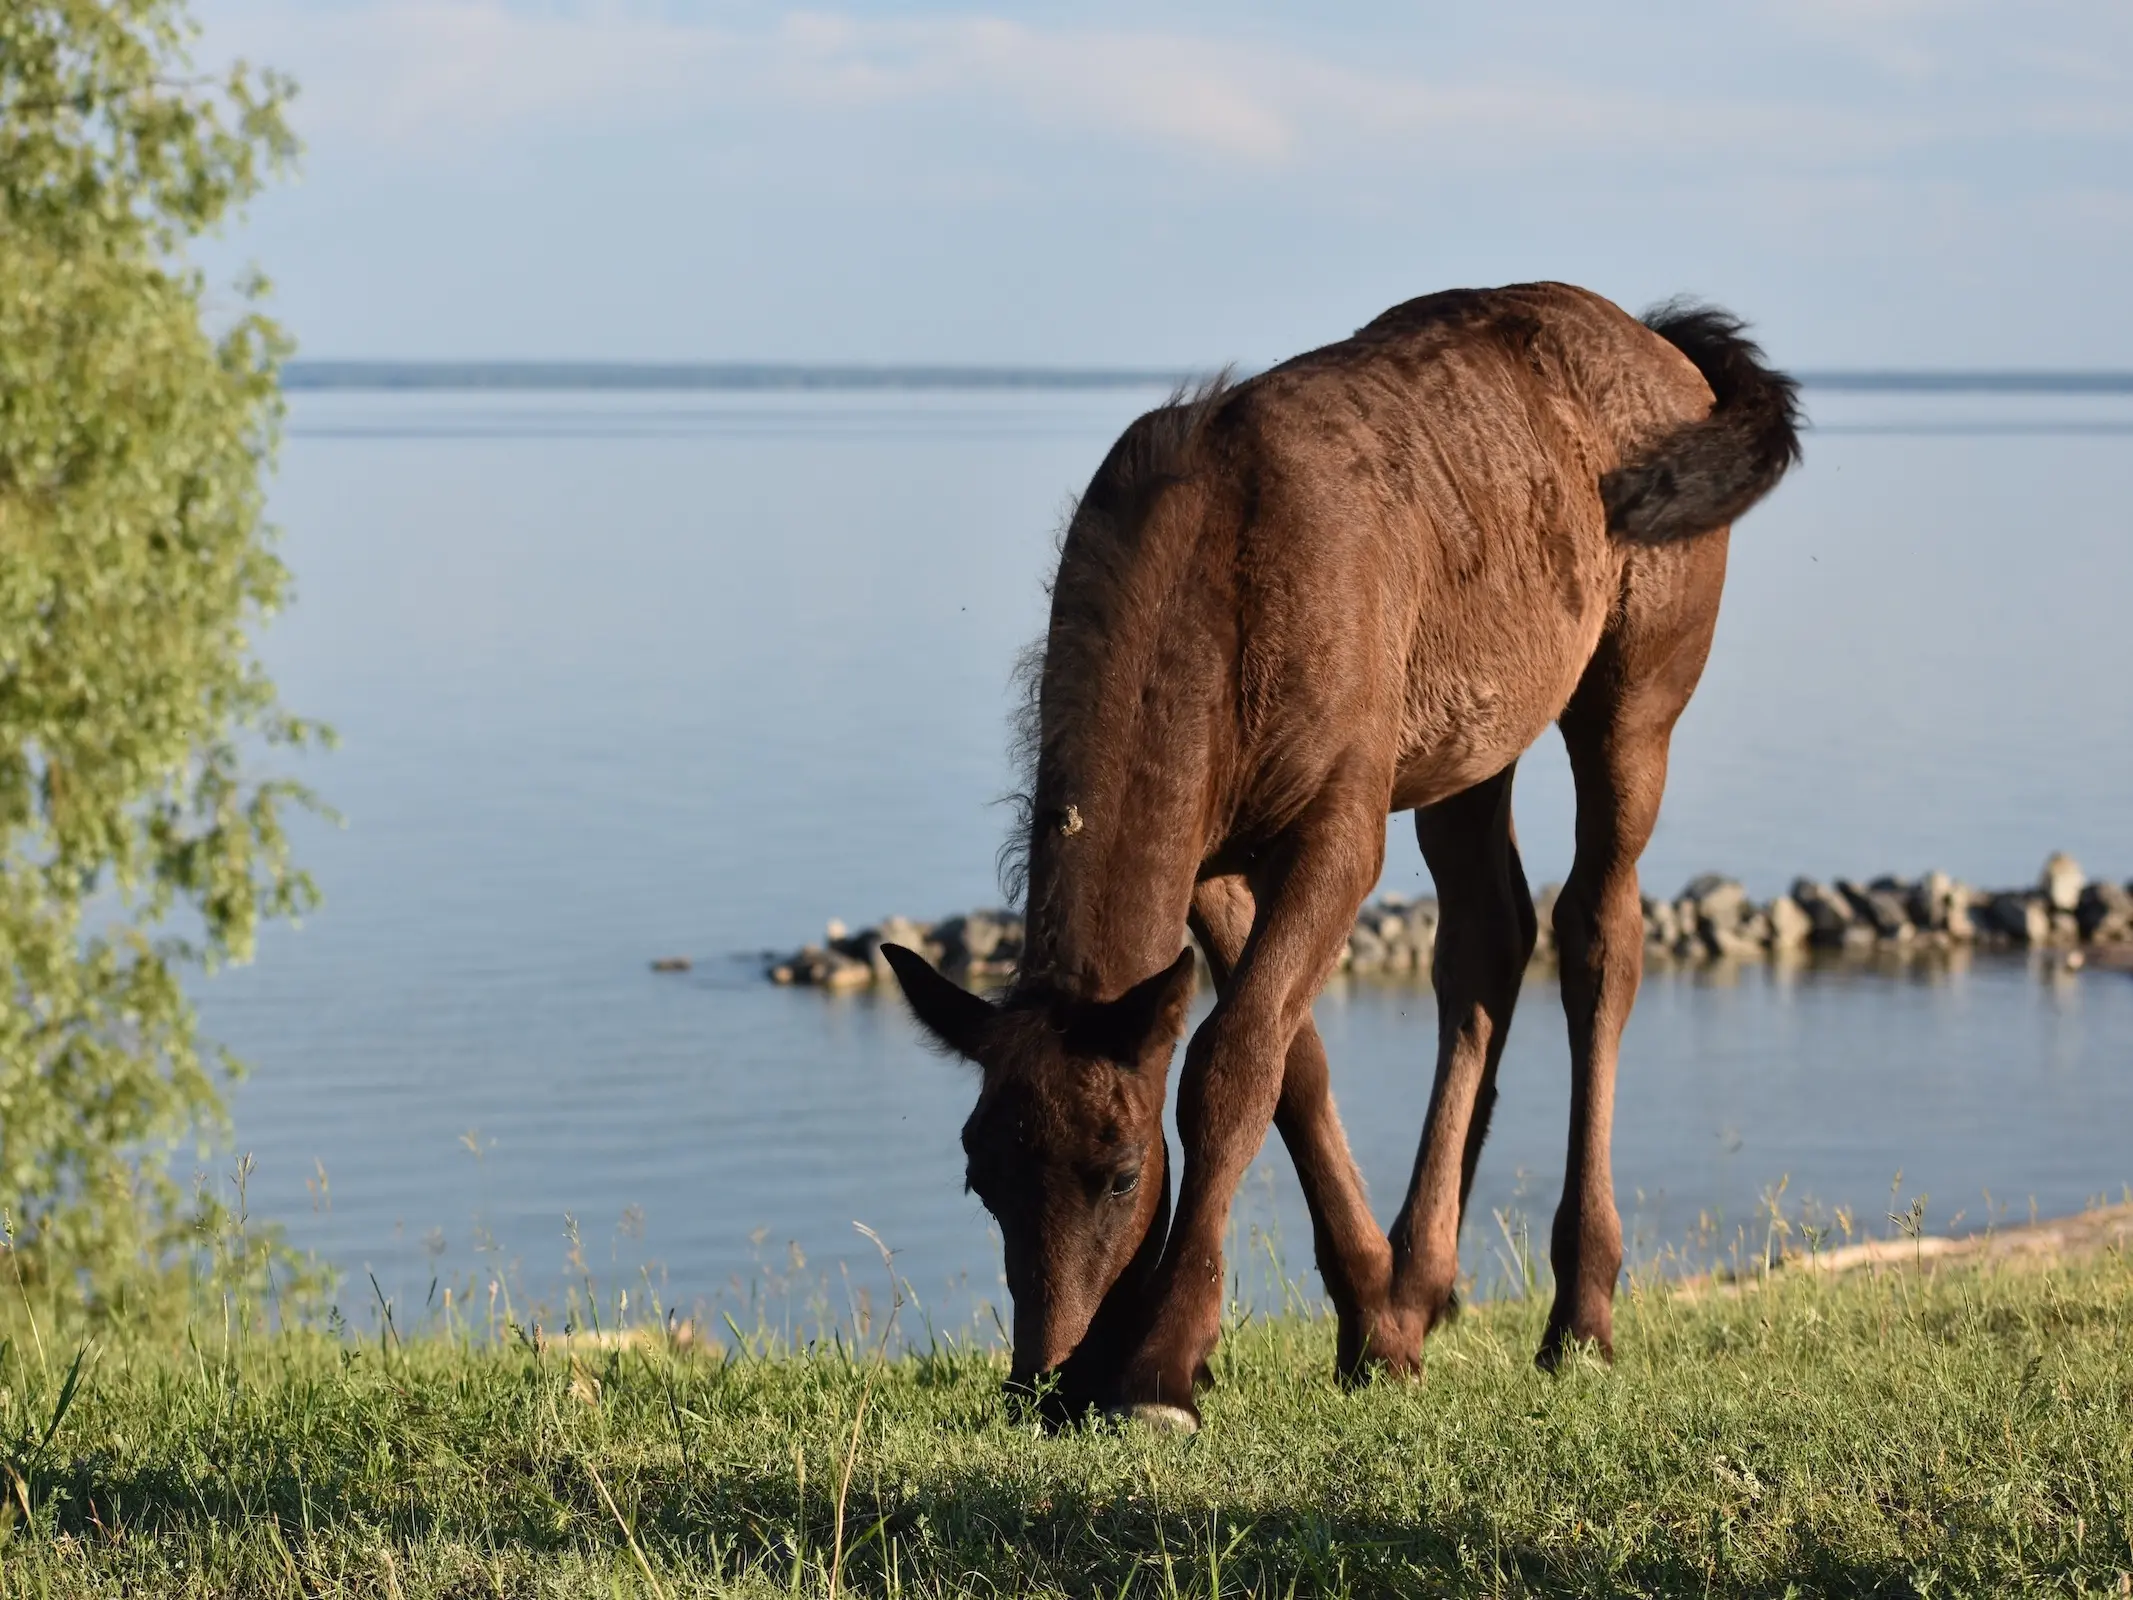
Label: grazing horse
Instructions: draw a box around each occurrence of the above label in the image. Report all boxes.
[883,282,1801,1431]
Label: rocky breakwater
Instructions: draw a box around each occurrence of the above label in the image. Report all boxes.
[765,909,1026,992]
[1604,851,2132,969]
[756,853,2132,988]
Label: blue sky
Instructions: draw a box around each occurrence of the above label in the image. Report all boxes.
[195,1,2133,368]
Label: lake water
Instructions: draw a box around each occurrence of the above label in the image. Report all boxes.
[205,382,2133,1339]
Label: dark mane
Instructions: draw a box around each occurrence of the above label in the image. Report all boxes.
[996,371,1234,914]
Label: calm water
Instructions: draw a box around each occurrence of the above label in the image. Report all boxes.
[205,384,2133,1334]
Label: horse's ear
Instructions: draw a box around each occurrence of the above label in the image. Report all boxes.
[881,943,996,1061]
[1074,948,1198,1066]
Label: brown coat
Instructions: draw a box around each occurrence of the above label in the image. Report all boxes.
[887,281,1801,1428]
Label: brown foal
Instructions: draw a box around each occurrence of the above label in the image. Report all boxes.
[884,282,1801,1430]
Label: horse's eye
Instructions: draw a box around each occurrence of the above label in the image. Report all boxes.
[1108,1168,1141,1199]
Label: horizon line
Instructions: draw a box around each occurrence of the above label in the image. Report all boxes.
[279,360,2133,396]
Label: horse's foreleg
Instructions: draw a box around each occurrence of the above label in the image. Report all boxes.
[1120,780,1387,1429]
[1383,765,1536,1355]
[1190,877,1393,1381]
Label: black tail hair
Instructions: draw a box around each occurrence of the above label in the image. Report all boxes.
[1601,301,1803,545]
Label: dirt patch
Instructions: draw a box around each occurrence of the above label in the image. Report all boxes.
[1664,1201,2133,1301]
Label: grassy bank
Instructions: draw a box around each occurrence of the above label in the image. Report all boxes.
[3,1236,2131,1598]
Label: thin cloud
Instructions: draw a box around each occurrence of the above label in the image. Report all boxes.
[202,1,2128,171]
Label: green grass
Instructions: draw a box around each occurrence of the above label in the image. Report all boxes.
[3,1247,2132,1598]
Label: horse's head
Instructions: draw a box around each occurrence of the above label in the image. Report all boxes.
[880,943,1195,1412]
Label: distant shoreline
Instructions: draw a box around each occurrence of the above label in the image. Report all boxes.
[281,361,2133,396]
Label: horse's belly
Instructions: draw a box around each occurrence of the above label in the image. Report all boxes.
[1386,625,1599,812]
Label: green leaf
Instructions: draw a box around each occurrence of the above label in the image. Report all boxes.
[1,0,318,1299]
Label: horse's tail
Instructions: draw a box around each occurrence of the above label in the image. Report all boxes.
[1601,301,1802,545]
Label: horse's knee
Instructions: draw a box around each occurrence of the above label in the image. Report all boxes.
[1553,875,1641,970]
[1174,1005,1284,1147]
[1551,881,1595,967]
[1436,897,1532,1003]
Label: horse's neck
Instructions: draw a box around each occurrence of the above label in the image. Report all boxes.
[1018,754,1205,1002]
[1016,470,1224,1001]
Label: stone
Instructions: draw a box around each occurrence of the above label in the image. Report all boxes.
[2041,852,2086,914]
[1345,924,1387,973]
[2076,880,2133,943]
[1836,878,1909,939]
[774,944,835,985]
[1682,874,1749,925]
[1680,874,1754,958]
[930,909,1020,971]
[879,912,933,948]
[958,912,1005,962]
[1703,918,1764,959]
[853,915,935,978]
[1986,892,2050,945]
[1768,894,1812,949]
[1790,879,1856,948]
[1643,896,1679,948]
[928,914,971,963]
[820,952,873,990]
[1905,871,1977,938]
[1531,883,1562,955]
[1867,890,1913,941]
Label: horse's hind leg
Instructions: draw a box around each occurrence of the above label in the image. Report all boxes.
[1191,877,1395,1380]
[1383,764,1537,1351]
[1543,542,1726,1367]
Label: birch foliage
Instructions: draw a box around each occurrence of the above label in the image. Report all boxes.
[0,1,315,1280]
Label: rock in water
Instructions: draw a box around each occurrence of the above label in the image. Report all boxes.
[1790,879,1858,948]
[1530,883,1562,955]
[1768,894,1812,949]
[2041,853,2087,914]
[1837,878,1911,941]
[1682,874,1748,923]
[1987,892,2050,945]
[814,952,868,990]
[2076,881,2133,944]
[1906,871,1977,940]
[1405,899,1440,960]
[1681,874,1758,958]
[1345,923,1387,974]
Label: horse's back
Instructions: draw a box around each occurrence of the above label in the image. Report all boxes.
[1197,284,1712,813]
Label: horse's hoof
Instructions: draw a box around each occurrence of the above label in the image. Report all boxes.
[1125,1402,1200,1434]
